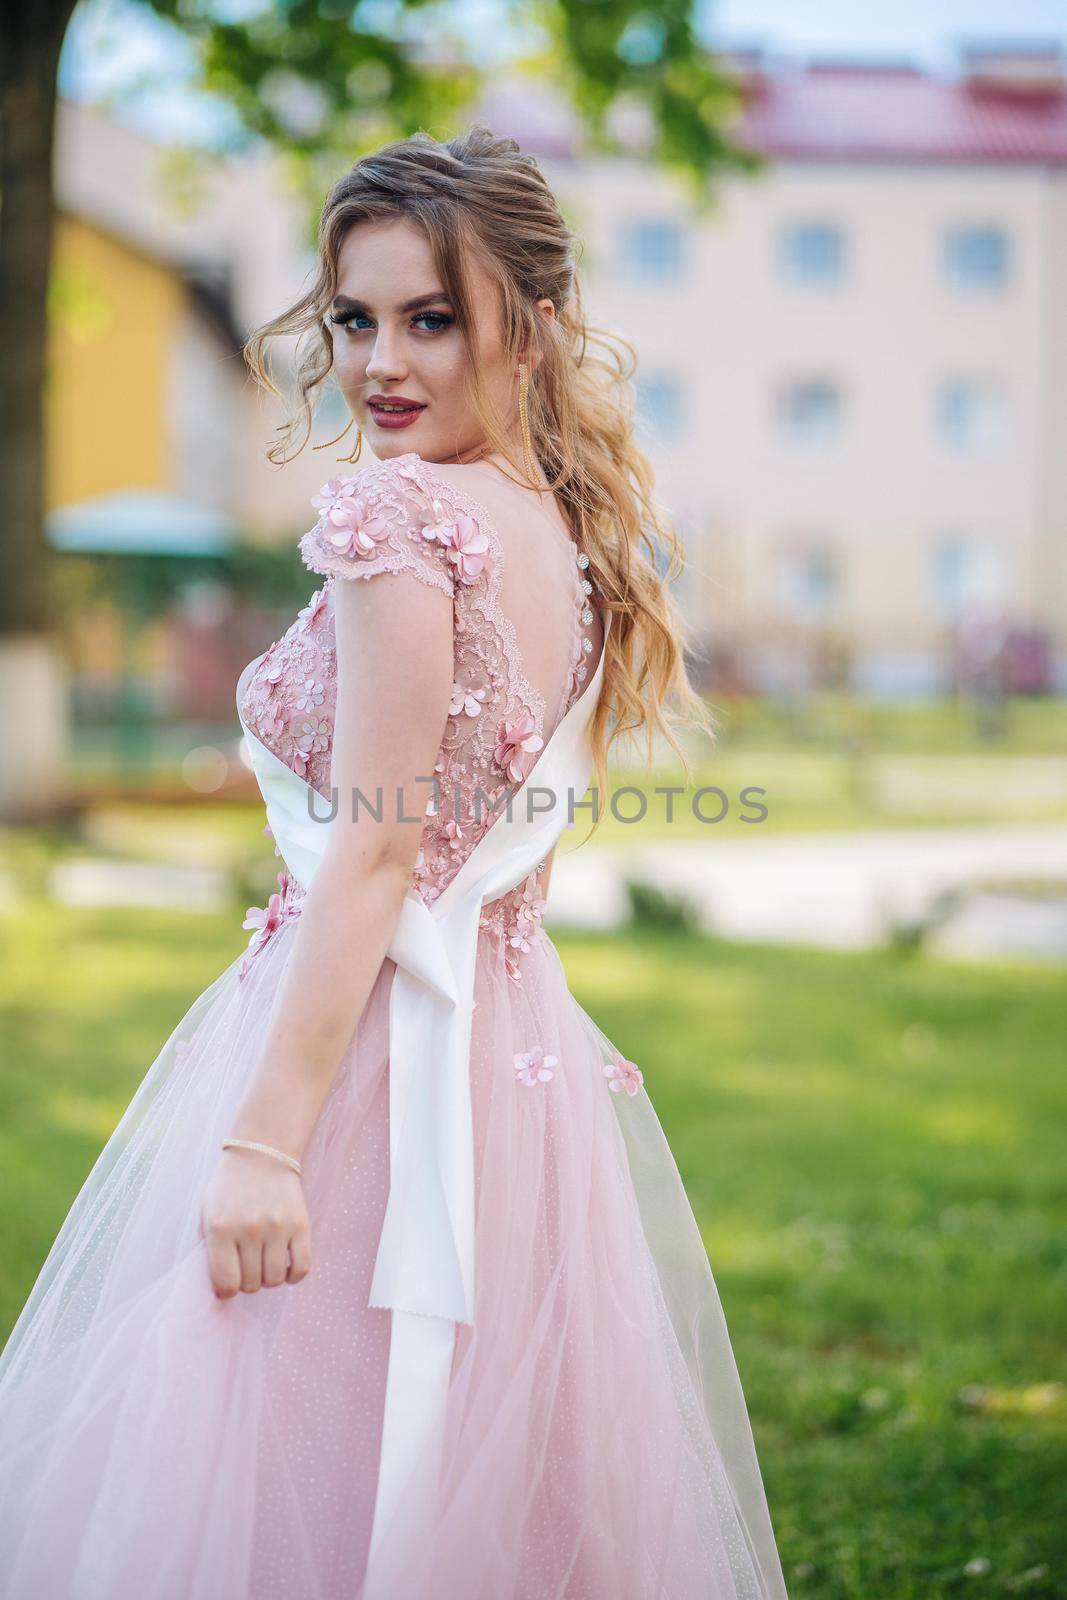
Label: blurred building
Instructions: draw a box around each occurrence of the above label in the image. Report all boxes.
[50,39,1067,701]
[511,41,1067,697]
[50,97,328,535]
[49,98,333,721]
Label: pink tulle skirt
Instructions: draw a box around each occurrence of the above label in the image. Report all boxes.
[0,915,788,1599]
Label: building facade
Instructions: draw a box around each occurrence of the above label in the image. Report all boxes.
[524,46,1067,695]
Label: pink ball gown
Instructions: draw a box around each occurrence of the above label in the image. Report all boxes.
[0,452,789,1599]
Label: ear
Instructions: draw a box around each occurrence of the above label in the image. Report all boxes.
[525,297,555,375]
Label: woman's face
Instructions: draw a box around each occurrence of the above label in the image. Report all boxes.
[327,217,551,466]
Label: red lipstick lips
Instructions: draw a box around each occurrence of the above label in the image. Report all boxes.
[368,394,427,430]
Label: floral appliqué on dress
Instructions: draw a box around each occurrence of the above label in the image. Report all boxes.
[514,1044,558,1087]
[238,451,596,986]
[239,870,304,981]
[603,1050,644,1096]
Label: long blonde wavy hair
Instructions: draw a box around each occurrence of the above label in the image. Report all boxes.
[244,123,717,839]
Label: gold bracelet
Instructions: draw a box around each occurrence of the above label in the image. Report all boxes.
[221,1137,302,1177]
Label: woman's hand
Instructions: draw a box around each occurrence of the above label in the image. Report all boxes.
[200,1147,312,1298]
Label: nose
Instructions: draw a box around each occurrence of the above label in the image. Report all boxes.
[365,325,408,384]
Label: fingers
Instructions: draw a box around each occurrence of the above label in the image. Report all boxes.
[262,1231,290,1290]
[205,1223,312,1297]
[206,1232,242,1300]
[286,1228,312,1285]
[237,1236,264,1294]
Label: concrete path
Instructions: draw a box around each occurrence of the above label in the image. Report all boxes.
[48,858,230,913]
[546,823,1067,959]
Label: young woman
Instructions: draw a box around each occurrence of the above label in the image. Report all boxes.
[0,125,789,1599]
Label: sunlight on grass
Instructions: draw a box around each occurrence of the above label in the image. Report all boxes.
[81,802,264,867]
[920,1101,1020,1148]
[44,1090,128,1143]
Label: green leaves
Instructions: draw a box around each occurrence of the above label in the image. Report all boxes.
[139,0,760,198]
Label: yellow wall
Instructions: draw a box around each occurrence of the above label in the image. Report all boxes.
[45,213,185,509]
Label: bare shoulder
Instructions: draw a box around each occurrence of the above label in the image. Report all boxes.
[404,456,491,496]
[408,455,549,524]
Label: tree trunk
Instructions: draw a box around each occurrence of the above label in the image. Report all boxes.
[0,0,78,818]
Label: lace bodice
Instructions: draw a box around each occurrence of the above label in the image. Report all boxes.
[238,451,602,984]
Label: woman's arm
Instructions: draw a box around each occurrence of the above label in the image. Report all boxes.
[201,568,454,1299]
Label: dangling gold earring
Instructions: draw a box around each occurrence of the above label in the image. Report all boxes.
[518,361,537,483]
[313,414,363,464]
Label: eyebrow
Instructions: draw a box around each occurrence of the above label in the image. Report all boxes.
[331,291,452,313]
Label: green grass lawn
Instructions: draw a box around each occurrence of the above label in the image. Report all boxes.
[565,928,1066,1598]
[1,898,1064,1598]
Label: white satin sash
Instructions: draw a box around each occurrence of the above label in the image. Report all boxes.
[235,609,609,1585]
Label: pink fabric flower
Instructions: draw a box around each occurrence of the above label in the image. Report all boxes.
[506,876,547,955]
[504,953,524,986]
[495,716,544,785]
[449,668,489,718]
[313,477,393,558]
[603,1050,644,1096]
[296,714,331,757]
[288,713,329,778]
[518,878,548,926]
[443,514,490,584]
[297,587,329,630]
[293,678,326,713]
[419,497,455,547]
[242,881,286,941]
[239,871,303,980]
[514,1044,558,1086]
[260,707,287,741]
[421,501,490,584]
[442,818,465,851]
[311,476,359,518]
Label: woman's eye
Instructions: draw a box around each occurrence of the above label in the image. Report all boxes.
[327,311,453,334]
[328,312,372,332]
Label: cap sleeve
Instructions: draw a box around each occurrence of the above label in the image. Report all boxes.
[299,454,489,599]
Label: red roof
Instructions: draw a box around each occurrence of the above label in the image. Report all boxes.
[733,63,1067,165]
[477,59,1067,167]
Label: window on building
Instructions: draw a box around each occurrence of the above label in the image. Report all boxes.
[634,374,682,439]
[777,379,843,445]
[617,218,683,281]
[944,226,1010,288]
[932,536,1003,620]
[778,544,839,621]
[936,379,1005,450]
[778,221,844,284]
